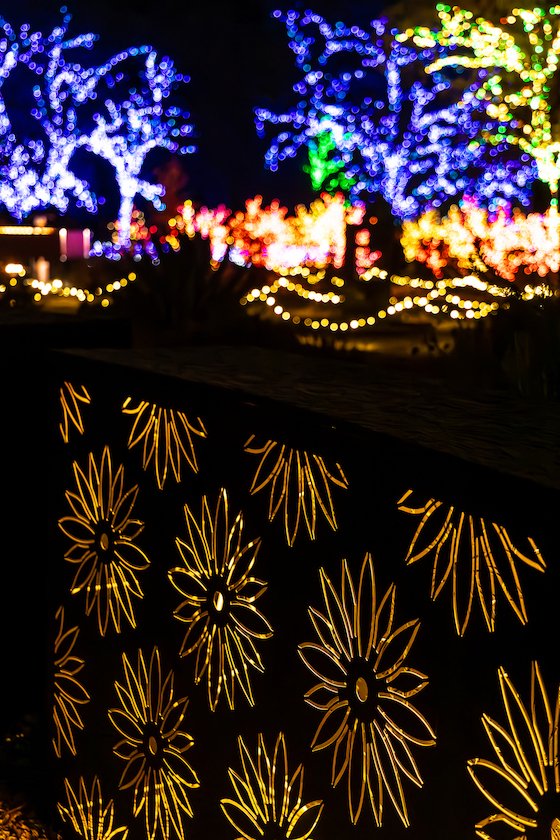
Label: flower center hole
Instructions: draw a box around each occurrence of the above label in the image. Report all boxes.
[355,676,369,703]
[148,736,158,756]
[213,591,225,612]
[99,532,110,551]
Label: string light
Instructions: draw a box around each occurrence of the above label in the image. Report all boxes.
[0,226,57,236]
[0,268,137,308]
[239,268,532,331]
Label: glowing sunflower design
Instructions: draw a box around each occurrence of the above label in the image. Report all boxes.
[109,647,199,840]
[398,489,546,636]
[169,487,273,711]
[122,397,207,490]
[58,775,128,840]
[221,732,324,840]
[58,446,150,636]
[468,662,560,839]
[299,552,435,827]
[244,434,348,547]
[60,381,92,444]
[52,606,90,758]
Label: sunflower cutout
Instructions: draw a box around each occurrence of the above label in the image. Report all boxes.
[58,776,128,840]
[122,397,207,490]
[58,446,150,636]
[60,381,92,444]
[109,647,199,840]
[468,662,560,839]
[299,552,435,827]
[53,606,90,758]
[244,434,348,547]
[169,487,273,711]
[398,489,546,636]
[221,732,323,840]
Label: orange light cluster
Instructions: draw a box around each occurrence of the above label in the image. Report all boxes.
[401,199,560,282]
[163,193,380,274]
[108,208,155,244]
[165,201,231,265]
[226,193,354,271]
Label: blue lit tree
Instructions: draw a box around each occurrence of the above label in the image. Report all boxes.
[255,9,536,218]
[0,11,195,246]
[78,49,195,247]
[0,13,98,219]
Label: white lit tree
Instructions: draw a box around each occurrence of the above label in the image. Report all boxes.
[78,49,195,247]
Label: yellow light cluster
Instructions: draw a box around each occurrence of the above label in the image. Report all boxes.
[4,263,26,276]
[402,201,560,281]
[243,275,344,306]
[520,281,557,300]
[0,271,137,308]
[0,225,57,235]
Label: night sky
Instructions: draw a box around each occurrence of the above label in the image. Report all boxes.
[9,0,395,214]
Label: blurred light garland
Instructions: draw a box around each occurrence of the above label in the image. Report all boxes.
[241,264,558,332]
[241,271,511,330]
[3,259,552,319]
[0,269,137,307]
